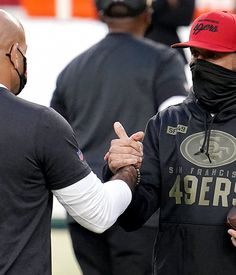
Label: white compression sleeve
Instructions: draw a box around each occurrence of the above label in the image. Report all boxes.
[52,171,132,233]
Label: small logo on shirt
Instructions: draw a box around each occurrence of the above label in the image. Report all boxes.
[77,150,84,161]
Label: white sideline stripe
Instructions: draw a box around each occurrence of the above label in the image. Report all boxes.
[56,0,72,19]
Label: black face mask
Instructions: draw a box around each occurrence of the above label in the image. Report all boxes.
[190,59,236,113]
[6,46,27,95]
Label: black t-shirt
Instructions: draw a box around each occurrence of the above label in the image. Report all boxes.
[0,88,90,274]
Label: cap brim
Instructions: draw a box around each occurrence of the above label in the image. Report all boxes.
[171,40,235,52]
[171,41,193,48]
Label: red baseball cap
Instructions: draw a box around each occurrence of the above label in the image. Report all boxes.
[172,10,236,52]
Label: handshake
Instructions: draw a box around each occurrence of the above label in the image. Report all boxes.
[105,122,144,192]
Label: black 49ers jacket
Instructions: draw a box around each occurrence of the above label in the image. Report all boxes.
[117,91,236,275]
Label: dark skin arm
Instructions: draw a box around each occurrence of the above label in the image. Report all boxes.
[111,165,138,193]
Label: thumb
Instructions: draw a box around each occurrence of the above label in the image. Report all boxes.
[114,122,129,139]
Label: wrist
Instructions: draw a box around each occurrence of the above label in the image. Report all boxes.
[111,165,139,192]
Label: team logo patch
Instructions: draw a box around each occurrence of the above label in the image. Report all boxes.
[180,130,236,168]
[167,125,188,135]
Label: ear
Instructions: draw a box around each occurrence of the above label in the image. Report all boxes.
[9,43,20,69]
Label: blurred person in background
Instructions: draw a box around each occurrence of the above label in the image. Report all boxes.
[145,0,195,64]
[50,0,188,274]
[51,0,188,274]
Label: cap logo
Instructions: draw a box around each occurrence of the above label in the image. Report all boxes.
[193,19,218,35]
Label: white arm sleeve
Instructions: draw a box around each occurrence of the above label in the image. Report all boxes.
[52,171,132,233]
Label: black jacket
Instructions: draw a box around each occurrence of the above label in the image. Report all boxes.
[117,92,236,274]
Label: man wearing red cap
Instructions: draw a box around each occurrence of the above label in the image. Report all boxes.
[105,10,236,274]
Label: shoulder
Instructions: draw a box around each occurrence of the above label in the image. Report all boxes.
[144,102,187,141]
[0,90,71,136]
[58,39,102,76]
[12,94,71,132]
[135,37,185,65]
[160,100,186,116]
[154,96,193,129]
[2,90,50,120]
[37,106,72,132]
[139,37,178,55]
[149,101,186,126]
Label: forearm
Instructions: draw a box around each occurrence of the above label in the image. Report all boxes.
[53,171,136,233]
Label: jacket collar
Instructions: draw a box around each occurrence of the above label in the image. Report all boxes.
[184,89,236,123]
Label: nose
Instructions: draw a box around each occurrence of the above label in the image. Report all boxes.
[193,53,204,59]
[191,53,205,64]
[196,53,205,59]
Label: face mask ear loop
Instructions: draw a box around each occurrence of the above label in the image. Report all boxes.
[6,46,21,76]
[6,51,22,82]
[5,45,14,67]
[5,46,27,95]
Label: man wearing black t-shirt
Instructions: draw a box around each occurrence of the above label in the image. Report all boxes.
[0,8,143,275]
[50,0,188,274]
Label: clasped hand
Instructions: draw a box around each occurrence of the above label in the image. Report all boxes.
[105,122,144,174]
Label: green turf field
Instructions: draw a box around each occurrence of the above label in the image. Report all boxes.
[51,229,82,275]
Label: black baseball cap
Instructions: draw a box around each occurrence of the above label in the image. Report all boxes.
[95,0,151,17]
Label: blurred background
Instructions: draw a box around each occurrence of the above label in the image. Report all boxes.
[0,1,236,274]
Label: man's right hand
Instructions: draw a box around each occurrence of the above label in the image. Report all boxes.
[105,122,144,174]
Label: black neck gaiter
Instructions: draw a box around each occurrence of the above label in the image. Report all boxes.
[190,59,236,113]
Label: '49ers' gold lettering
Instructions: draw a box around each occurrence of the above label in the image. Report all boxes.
[169,175,235,207]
